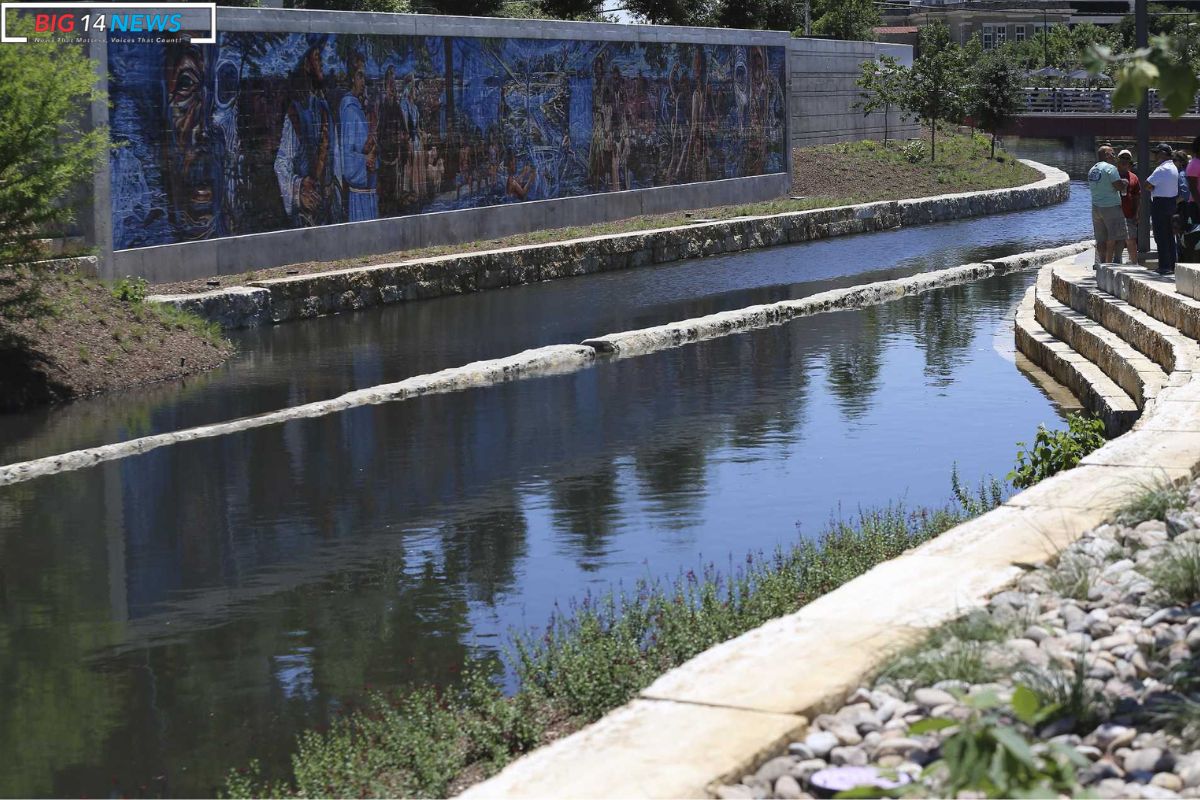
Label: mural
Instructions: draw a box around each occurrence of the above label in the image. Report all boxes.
[107,31,787,250]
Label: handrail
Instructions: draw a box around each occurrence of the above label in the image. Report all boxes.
[1020,86,1200,115]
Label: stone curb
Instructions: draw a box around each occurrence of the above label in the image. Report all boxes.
[0,242,1088,489]
[147,160,1070,331]
[460,252,1200,800]
[0,345,596,488]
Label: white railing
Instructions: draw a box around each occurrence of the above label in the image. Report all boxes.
[1021,86,1200,115]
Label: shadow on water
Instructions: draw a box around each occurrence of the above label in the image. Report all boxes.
[0,138,1095,796]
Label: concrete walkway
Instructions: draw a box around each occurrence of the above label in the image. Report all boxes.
[461,253,1200,799]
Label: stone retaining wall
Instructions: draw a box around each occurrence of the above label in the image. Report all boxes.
[149,159,1070,330]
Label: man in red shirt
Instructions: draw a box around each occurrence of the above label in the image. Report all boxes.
[1116,150,1141,265]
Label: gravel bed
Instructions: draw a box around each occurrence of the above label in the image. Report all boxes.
[715,481,1200,799]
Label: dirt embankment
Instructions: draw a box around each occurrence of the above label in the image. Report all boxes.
[1,268,233,412]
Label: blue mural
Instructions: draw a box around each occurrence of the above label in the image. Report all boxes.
[107,32,787,250]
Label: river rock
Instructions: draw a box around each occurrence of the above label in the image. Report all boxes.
[1092,723,1137,751]
[787,743,814,760]
[913,688,955,709]
[789,759,828,780]
[828,721,862,746]
[803,731,838,759]
[755,756,797,783]
[716,785,754,799]
[1154,774,1186,793]
[774,774,804,799]
[1124,748,1173,774]
[829,746,868,767]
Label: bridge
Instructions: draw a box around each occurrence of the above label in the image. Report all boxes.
[1001,87,1200,139]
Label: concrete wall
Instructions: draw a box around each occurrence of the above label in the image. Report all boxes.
[787,37,920,148]
[90,9,917,282]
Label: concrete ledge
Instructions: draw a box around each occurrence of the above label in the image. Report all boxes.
[0,344,596,488]
[1033,269,1167,409]
[151,160,1070,330]
[1176,263,1200,299]
[1050,265,1195,376]
[1015,284,1139,436]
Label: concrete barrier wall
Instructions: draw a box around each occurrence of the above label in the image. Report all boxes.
[98,9,799,282]
[787,38,920,148]
[88,9,918,283]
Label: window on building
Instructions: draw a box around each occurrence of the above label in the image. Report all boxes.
[1015,24,1026,42]
[982,24,995,49]
[995,25,1007,45]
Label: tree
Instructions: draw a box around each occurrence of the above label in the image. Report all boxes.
[717,0,800,32]
[1086,33,1199,117]
[624,0,716,26]
[903,21,969,161]
[0,20,106,275]
[970,49,1024,158]
[855,54,909,144]
[809,0,880,42]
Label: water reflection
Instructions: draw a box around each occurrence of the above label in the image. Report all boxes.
[0,265,1069,796]
[1,161,1092,463]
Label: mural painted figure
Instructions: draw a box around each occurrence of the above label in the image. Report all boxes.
[108,32,787,250]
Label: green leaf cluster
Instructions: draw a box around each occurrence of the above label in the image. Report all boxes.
[0,19,107,270]
[1008,413,1107,489]
[914,687,1087,799]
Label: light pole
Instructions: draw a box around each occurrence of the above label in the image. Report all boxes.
[1042,8,1048,66]
[1137,0,1151,261]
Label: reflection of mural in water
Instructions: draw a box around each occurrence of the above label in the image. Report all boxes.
[108,32,787,250]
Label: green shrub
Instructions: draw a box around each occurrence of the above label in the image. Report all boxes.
[911,686,1087,798]
[111,276,148,304]
[901,139,927,163]
[1008,413,1106,489]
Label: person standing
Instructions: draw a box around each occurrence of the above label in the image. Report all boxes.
[1088,145,1129,266]
[337,55,378,223]
[1147,142,1180,275]
[1188,135,1200,221]
[1116,149,1140,265]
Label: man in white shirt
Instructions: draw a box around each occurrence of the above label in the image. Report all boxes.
[1147,142,1180,275]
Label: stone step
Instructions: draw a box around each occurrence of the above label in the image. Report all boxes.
[1177,263,1200,300]
[1033,269,1168,410]
[1050,262,1198,378]
[1097,264,1200,340]
[1015,284,1139,436]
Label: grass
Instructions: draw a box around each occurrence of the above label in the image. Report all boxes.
[223,475,1006,798]
[155,132,1041,296]
[1150,543,1200,606]
[1045,555,1099,602]
[1116,477,1189,526]
[1018,655,1110,734]
[876,609,1018,690]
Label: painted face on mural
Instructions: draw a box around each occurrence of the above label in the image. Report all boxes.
[164,43,220,240]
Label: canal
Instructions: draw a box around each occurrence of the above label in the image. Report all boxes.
[0,141,1094,796]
